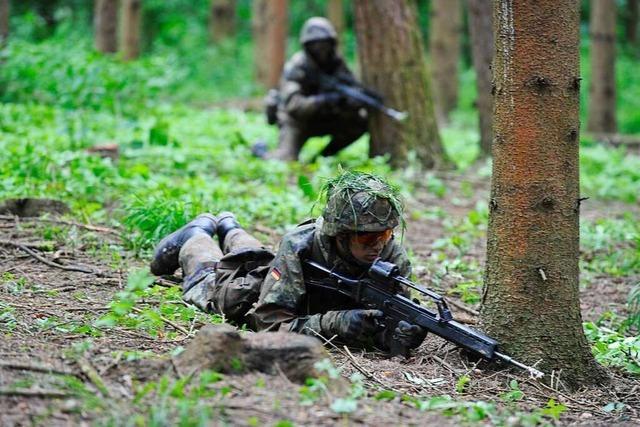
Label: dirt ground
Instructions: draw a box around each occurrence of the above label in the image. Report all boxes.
[1,173,638,426]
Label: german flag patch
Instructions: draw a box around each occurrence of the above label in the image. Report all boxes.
[270,267,282,281]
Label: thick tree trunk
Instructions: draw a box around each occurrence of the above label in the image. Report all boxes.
[209,0,236,42]
[429,0,462,123]
[121,0,141,61]
[94,0,118,54]
[586,0,617,133]
[483,0,608,389]
[252,0,288,88]
[467,0,494,157]
[627,0,638,45]
[327,0,344,38]
[0,0,8,45]
[354,0,448,169]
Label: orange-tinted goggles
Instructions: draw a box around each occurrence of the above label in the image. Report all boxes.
[351,229,393,246]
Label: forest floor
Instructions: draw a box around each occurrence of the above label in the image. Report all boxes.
[0,169,638,426]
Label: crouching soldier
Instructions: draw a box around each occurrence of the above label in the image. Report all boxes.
[258,17,368,161]
[149,172,426,351]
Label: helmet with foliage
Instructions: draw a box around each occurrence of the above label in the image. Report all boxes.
[300,17,338,45]
[320,171,404,237]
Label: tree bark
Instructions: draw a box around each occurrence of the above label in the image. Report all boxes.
[94,0,119,54]
[627,0,638,45]
[327,0,344,39]
[209,0,236,42]
[252,0,288,89]
[121,0,141,60]
[429,0,462,123]
[0,0,8,45]
[483,0,608,389]
[586,0,617,133]
[467,0,494,157]
[354,0,448,169]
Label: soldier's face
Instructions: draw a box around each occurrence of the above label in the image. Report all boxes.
[348,229,393,264]
[305,39,335,65]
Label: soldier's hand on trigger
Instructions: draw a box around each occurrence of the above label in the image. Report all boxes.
[393,320,427,349]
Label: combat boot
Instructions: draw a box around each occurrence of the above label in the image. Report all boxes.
[150,213,217,276]
[216,211,242,248]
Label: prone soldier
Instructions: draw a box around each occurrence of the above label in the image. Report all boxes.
[149,171,426,350]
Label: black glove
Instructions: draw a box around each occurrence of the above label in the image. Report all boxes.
[313,92,343,107]
[393,320,427,350]
[321,309,383,342]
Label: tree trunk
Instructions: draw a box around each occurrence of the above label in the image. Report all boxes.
[121,0,141,60]
[467,0,494,158]
[0,0,8,45]
[483,0,608,389]
[327,0,344,39]
[627,0,638,45]
[94,0,118,54]
[429,0,462,123]
[209,0,236,42]
[586,0,617,133]
[354,0,448,169]
[252,0,288,89]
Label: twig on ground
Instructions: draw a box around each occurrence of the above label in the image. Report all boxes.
[0,215,120,236]
[131,306,190,335]
[0,361,79,377]
[0,239,57,251]
[343,345,375,380]
[77,356,111,398]
[446,298,480,317]
[10,242,101,276]
[430,354,461,374]
[0,387,72,398]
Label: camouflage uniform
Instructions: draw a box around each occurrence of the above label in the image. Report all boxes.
[180,217,410,337]
[269,17,368,161]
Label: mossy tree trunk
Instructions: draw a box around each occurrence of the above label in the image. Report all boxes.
[353,0,447,169]
[429,0,462,123]
[121,0,141,61]
[0,0,8,45]
[94,0,118,54]
[209,0,236,42]
[482,0,608,390]
[252,0,288,88]
[467,0,494,158]
[586,0,617,133]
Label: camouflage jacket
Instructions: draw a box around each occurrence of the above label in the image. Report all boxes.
[278,51,358,122]
[247,218,411,337]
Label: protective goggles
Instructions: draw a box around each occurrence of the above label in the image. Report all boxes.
[350,229,393,246]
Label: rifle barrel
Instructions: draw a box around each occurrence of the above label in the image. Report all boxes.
[494,351,544,379]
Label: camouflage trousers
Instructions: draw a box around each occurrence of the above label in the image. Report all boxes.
[270,109,368,161]
[180,229,274,326]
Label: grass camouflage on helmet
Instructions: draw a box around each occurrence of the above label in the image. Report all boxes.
[318,171,405,236]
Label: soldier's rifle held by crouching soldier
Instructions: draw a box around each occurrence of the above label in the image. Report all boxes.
[315,73,408,122]
[304,257,545,379]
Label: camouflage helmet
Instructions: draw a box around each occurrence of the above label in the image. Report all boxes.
[300,17,338,45]
[320,172,403,237]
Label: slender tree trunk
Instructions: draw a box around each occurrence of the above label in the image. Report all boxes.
[627,0,638,45]
[94,0,119,54]
[209,0,236,42]
[586,0,617,133]
[252,0,288,88]
[0,0,8,45]
[467,0,494,158]
[327,0,344,38]
[429,0,462,123]
[483,0,607,389]
[121,0,141,60]
[354,0,448,169]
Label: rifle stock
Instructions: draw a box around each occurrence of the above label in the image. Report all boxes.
[303,258,544,379]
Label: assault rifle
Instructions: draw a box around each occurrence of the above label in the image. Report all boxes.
[316,74,408,122]
[304,258,544,379]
